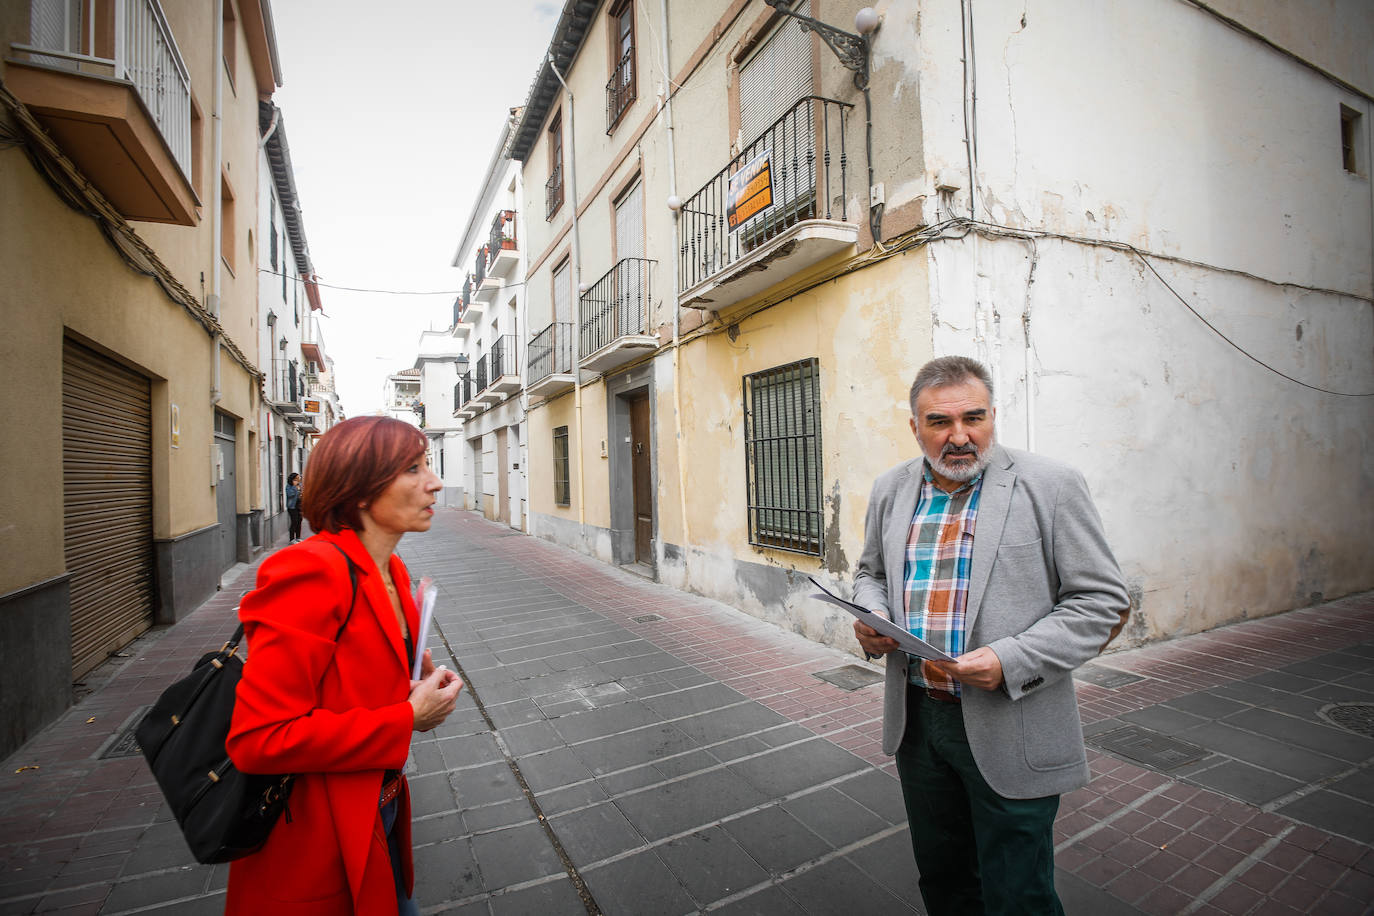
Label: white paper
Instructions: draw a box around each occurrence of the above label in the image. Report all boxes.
[807,576,956,663]
[411,578,438,680]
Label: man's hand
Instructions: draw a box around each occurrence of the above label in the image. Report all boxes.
[928,646,1004,691]
[854,620,901,657]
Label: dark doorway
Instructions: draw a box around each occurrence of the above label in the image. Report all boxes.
[214,412,237,574]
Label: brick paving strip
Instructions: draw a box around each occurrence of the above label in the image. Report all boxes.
[1,508,1371,914]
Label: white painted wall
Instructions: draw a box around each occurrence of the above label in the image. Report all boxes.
[903,0,1374,641]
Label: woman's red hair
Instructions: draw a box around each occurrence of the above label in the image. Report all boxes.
[302,416,427,533]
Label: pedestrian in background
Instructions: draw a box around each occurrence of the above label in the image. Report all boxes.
[226,416,462,915]
[853,356,1129,915]
[285,471,303,542]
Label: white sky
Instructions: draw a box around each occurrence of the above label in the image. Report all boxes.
[269,0,562,416]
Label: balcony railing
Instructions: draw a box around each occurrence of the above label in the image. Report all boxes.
[581,258,654,359]
[528,322,573,386]
[489,334,519,382]
[678,96,852,294]
[456,371,473,408]
[269,359,307,407]
[474,354,489,393]
[16,0,193,179]
[605,48,635,132]
[488,210,516,263]
[545,162,564,220]
[474,244,488,287]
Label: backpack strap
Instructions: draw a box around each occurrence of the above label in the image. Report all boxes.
[325,542,361,642]
[229,541,361,646]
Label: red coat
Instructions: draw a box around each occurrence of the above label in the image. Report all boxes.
[226,529,418,915]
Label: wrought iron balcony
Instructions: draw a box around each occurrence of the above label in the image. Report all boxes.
[487,334,521,396]
[7,0,196,224]
[451,295,473,338]
[475,241,503,302]
[580,258,657,374]
[527,322,574,399]
[268,359,307,415]
[474,355,489,395]
[454,370,476,418]
[545,162,564,220]
[677,96,858,314]
[486,210,519,279]
[460,273,485,319]
[474,245,488,287]
[605,48,635,133]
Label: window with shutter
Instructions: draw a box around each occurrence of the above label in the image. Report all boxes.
[614,180,646,336]
[738,1,812,146]
[743,358,823,555]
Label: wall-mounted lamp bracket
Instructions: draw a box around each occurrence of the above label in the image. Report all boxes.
[763,0,870,91]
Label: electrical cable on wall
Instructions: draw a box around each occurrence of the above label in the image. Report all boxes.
[695,216,1374,399]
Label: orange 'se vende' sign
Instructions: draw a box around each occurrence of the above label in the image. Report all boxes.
[726,150,773,231]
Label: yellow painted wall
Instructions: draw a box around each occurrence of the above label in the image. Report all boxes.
[657,252,932,616]
[0,147,218,592]
[0,0,272,597]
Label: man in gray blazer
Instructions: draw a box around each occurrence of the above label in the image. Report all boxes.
[853,356,1129,915]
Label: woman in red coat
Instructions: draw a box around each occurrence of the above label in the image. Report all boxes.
[226,417,463,915]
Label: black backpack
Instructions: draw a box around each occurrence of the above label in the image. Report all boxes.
[136,544,359,863]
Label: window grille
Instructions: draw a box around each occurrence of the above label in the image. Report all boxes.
[553,426,571,506]
[743,358,823,555]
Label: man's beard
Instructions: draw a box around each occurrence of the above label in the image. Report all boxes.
[926,433,995,483]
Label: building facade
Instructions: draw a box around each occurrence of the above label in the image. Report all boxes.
[382,367,423,425]
[508,0,1373,654]
[0,0,295,757]
[414,329,465,506]
[452,118,529,531]
[257,101,333,545]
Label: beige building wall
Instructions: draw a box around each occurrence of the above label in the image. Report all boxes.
[0,0,280,758]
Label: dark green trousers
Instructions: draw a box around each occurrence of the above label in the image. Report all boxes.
[896,688,1065,916]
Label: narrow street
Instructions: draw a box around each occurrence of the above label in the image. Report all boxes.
[1,511,1371,914]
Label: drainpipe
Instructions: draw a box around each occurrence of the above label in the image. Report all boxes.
[547,54,586,529]
[209,0,224,405]
[660,0,690,567]
[514,160,531,532]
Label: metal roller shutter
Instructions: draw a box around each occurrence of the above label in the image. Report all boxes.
[738,0,813,145]
[63,338,154,679]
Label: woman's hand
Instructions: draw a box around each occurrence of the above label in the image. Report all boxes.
[408,665,463,732]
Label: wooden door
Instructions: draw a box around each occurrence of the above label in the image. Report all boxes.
[629,394,652,563]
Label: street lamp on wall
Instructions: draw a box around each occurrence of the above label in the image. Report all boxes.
[762,1,880,91]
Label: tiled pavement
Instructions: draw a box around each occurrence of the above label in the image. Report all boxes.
[0,509,1371,915]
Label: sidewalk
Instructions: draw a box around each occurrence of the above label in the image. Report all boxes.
[0,508,1370,914]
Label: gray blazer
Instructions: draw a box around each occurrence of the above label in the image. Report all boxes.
[853,445,1129,799]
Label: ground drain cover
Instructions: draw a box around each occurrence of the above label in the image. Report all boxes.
[632,614,663,623]
[1074,664,1146,689]
[1087,724,1209,771]
[813,665,884,691]
[97,706,151,759]
[1319,703,1374,738]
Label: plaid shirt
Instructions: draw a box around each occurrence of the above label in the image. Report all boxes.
[903,464,983,695]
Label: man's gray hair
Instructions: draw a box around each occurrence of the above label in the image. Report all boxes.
[909,356,994,417]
